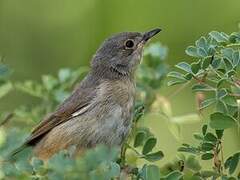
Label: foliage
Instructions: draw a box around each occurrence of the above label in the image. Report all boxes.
[168,30,240,179]
[0,30,240,179]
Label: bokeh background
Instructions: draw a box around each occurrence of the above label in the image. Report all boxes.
[0,0,240,165]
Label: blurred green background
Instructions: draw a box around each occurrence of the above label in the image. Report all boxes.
[0,0,239,165]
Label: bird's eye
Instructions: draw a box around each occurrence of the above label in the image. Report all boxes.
[124,39,135,49]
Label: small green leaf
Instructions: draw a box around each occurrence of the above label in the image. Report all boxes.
[210,112,236,130]
[192,84,215,92]
[134,131,146,147]
[232,51,240,67]
[202,124,208,135]
[175,62,192,73]
[222,95,238,107]
[201,142,215,151]
[178,146,199,154]
[217,89,228,99]
[193,133,204,140]
[216,100,228,114]
[185,46,199,57]
[204,132,217,142]
[197,47,208,57]
[144,151,164,162]
[200,98,216,109]
[184,73,192,80]
[229,152,240,174]
[201,153,214,160]
[191,62,201,74]
[202,57,212,69]
[167,79,187,86]
[142,137,157,155]
[167,71,186,80]
[209,31,229,42]
[164,170,183,180]
[196,36,208,51]
[215,130,224,139]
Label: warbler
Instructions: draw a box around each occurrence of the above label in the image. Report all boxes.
[12,28,161,160]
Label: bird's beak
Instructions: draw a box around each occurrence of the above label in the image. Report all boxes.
[142,28,162,43]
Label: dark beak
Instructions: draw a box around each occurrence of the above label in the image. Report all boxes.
[142,28,161,42]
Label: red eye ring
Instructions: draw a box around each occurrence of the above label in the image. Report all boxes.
[125,39,135,49]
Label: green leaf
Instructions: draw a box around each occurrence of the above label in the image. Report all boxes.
[217,100,228,114]
[229,152,240,174]
[229,32,240,43]
[134,131,146,147]
[209,31,229,42]
[201,153,214,160]
[210,112,237,130]
[222,95,238,107]
[232,51,240,67]
[0,82,13,98]
[167,79,187,86]
[201,142,215,151]
[163,170,183,180]
[200,98,216,109]
[204,132,217,142]
[191,62,201,74]
[208,46,216,55]
[215,130,224,139]
[175,62,192,73]
[144,151,164,162]
[221,48,234,63]
[185,46,199,57]
[202,124,208,135]
[167,71,186,80]
[184,73,193,80]
[217,88,228,99]
[202,57,212,69]
[146,165,161,180]
[142,137,157,155]
[197,47,208,57]
[196,36,208,51]
[192,84,215,92]
[193,133,204,140]
[178,146,199,154]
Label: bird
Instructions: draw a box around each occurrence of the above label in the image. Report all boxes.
[11,28,161,160]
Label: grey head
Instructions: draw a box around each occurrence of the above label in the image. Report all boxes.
[91,28,161,79]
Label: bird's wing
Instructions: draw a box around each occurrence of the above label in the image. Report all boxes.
[26,76,98,146]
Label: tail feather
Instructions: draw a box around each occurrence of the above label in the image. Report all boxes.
[8,143,28,160]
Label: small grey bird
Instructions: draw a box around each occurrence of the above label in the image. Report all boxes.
[12,28,161,160]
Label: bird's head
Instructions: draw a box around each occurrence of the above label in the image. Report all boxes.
[91,28,161,78]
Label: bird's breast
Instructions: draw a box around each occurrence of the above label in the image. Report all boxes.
[94,79,136,145]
